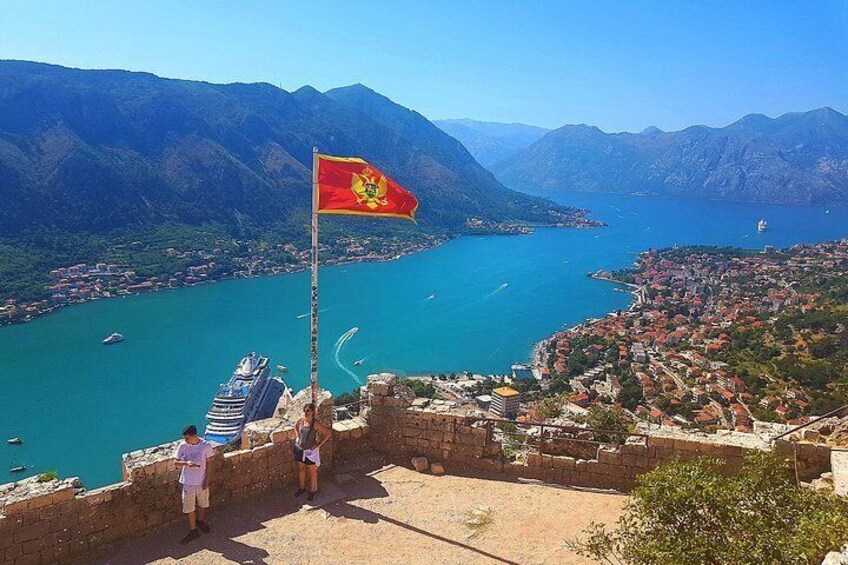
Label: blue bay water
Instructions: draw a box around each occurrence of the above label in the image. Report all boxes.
[1,192,847,487]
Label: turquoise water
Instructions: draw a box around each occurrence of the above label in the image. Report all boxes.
[1,192,847,488]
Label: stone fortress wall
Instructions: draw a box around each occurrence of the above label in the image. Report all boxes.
[0,374,837,564]
[365,374,833,490]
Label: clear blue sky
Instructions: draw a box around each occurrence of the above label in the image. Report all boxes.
[2,1,847,132]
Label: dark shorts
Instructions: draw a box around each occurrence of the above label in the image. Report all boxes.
[293,445,316,465]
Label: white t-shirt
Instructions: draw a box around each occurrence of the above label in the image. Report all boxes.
[174,440,215,486]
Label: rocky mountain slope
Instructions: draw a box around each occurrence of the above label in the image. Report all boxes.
[434,119,549,167]
[0,61,575,238]
[493,108,848,204]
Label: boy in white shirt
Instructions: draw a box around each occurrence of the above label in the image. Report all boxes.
[174,424,215,544]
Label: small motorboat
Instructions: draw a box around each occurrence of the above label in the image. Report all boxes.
[102,332,125,345]
[276,364,289,373]
[426,293,437,300]
[9,465,26,473]
[7,437,23,445]
[353,359,364,367]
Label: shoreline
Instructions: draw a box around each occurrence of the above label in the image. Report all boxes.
[0,236,448,328]
[587,271,647,310]
[530,271,645,372]
[0,217,602,328]
[529,238,848,434]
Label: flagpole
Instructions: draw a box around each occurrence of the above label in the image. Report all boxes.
[310,146,319,406]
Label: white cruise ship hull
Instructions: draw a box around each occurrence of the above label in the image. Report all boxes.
[204,353,273,445]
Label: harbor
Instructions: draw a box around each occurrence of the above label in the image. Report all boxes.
[2,193,846,487]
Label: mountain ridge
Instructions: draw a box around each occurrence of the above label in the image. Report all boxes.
[0,60,578,237]
[0,60,590,303]
[433,118,550,167]
[493,107,848,204]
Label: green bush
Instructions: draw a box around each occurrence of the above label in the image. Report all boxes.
[406,379,436,398]
[568,453,848,565]
[334,388,361,406]
[577,405,629,443]
[37,471,59,482]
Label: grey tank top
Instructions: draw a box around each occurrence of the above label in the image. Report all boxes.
[298,421,318,450]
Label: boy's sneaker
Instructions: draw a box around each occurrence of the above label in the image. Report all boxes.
[197,520,210,533]
[180,529,201,544]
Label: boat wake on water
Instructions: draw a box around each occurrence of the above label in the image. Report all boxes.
[461,282,509,311]
[482,282,509,300]
[333,327,362,385]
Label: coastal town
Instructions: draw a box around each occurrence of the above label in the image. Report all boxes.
[0,212,602,327]
[331,239,848,442]
[0,234,446,325]
[525,239,848,434]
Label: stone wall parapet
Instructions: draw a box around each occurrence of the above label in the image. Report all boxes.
[0,386,329,564]
[1,374,839,564]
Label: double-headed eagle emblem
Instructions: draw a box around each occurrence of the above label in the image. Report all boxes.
[351,166,389,209]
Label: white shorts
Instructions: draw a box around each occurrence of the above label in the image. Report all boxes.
[181,485,210,514]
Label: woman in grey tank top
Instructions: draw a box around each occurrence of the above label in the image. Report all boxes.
[293,403,330,502]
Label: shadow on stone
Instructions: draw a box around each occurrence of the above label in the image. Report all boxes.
[319,460,520,565]
[95,488,303,565]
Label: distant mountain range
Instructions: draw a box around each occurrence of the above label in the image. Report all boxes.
[492,108,848,205]
[0,60,575,239]
[434,119,549,167]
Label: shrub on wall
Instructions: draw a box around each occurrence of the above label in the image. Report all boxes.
[568,452,848,565]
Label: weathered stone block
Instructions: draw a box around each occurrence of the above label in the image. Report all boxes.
[14,551,40,565]
[370,383,392,396]
[4,543,23,562]
[553,456,576,470]
[271,427,296,444]
[411,456,429,472]
[648,436,672,449]
[13,520,50,543]
[20,535,44,555]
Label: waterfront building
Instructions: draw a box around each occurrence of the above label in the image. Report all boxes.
[475,394,492,411]
[491,386,521,419]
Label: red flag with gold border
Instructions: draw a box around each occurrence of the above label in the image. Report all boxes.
[316,154,418,221]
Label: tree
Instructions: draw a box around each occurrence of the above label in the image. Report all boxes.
[334,388,360,406]
[406,379,436,398]
[535,396,564,419]
[549,377,572,395]
[618,377,644,411]
[577,405,629,443]
[568,453,848,565]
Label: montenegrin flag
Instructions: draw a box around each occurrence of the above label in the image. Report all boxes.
[316,154,418,221]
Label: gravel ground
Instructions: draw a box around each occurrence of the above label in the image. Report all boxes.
[98,455,626,565]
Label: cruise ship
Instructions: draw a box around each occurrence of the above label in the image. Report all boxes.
[204,353,273,445]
